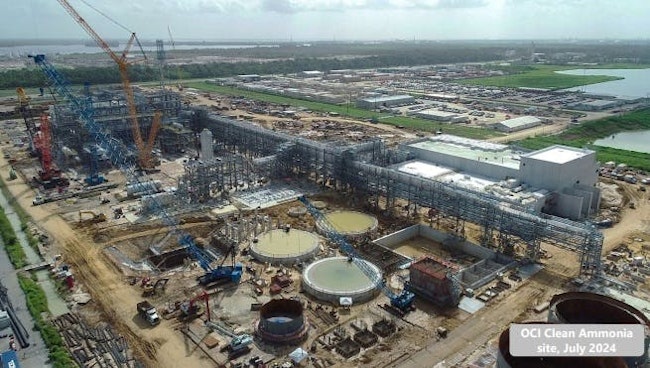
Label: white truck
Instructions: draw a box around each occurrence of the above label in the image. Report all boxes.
[137,301,160,326]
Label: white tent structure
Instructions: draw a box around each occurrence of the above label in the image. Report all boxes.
[289,347,309,364]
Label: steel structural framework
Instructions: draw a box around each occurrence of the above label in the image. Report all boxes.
[31,55,222,279]
[51,88,181,168]
[202,112,603,276]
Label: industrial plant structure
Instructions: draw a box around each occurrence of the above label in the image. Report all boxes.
[189,112,603,276]
[400,134,600,220]
[408,256,462,307]
[50,88,183,169]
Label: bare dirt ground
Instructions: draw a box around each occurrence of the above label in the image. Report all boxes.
[487,120,569,143]
[0,152,214,368]
[601,182,650,253]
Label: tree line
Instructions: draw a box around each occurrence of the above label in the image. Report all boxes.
[1,48,505,89]
[4,40,650,89]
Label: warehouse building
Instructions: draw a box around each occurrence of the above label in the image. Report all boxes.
[413,109,468,123]
[356,95,415,109]
[236,74,261,82]
[400,135,600,219]
[568,99,621,111]
[494,116,542,133]
[299,70,324,78]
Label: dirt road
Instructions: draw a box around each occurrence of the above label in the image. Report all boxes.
[392,283,547,368]
[0,153,213,368]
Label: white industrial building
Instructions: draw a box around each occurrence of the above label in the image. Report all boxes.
[413,109,468,123]
[356,95,415,109]
[494,116,542,133]
[399,135,600,220]
[298,70,324,78]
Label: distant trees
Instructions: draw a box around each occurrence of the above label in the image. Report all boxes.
[3,41,650,89]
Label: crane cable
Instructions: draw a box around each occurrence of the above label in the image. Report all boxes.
[78,0,132,34]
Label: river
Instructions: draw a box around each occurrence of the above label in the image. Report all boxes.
[558,68,650,98]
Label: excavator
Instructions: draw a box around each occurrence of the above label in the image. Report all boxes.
[179,290,209,321]
[141,278,169,297]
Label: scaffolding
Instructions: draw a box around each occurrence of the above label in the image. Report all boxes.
[198,112,603,276]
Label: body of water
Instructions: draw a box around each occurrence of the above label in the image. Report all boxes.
[593,130,650,154]
[558,68,650,98]
[0,43,278,57]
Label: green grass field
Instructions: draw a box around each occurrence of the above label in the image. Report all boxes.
[187,82,502,139]
[517,108,650,171]
[459,65,626,90]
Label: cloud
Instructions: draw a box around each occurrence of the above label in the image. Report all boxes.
[144,0,491,14]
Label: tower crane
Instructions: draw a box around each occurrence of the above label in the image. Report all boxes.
[29,53,241,290]
[56,0,161,170]
[298,196,416,315]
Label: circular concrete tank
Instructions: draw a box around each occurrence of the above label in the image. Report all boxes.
[317,211,378,239]
[256,299,308,344]
[548,292,650,368]
[302,257,381,304]
[250,229,320,265]
[497,322,628,368]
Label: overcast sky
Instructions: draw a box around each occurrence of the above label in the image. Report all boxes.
[4,0,650,42]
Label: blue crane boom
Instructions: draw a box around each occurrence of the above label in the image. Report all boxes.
[298,196,415,313]
[30,54,240,284]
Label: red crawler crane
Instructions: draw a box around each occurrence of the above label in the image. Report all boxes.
[33,115,67,189]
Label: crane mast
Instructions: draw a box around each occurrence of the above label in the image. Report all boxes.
[56,0,160,169]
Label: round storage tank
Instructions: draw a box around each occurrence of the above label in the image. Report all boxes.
[302,257,381,304]
[497,322,628,368]
[317,211,378,240]
[256,299,308,344]
[548,292,650,368]
[250,229,320,265]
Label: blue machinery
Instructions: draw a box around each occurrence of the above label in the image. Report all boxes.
[30,54,240,286]
[298,196,415,313]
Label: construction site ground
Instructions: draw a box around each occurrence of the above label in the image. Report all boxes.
[2,104,650,368]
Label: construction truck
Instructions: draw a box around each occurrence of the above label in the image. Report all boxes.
[137,301,160,326]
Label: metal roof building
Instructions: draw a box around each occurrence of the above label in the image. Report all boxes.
[494,116,542,133]
[401,136,600,220]
[356,95,415,109]
[413,109,468,123]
